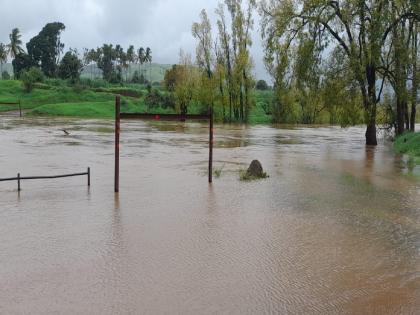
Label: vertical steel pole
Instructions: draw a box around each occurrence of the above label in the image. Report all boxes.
[208,107,213,183]
[17,173,21,191]
[87,167,91,186]
[115,96,121,193]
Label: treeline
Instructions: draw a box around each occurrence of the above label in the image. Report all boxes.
[260,0,420,144]
[0,23,154,85]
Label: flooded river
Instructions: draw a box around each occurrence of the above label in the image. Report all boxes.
[0,115,419,314]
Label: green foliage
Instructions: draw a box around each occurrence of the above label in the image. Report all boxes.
[239,169,269,181]
[78,78,110,89]
[213,165,225,178]
[256,80,269,90]
[2,71,10,80]
[27,22,65,77]
[12,53,32,78]
[20,67,44,92]
[188,2,257,122]
[131,70,147,84]
[58,50,83,83]
[7,28,24,59]
[145,88,174,110]
[260,0,420,143]
[394,132,420,158]
[96,44,117,82]
[0,43,7,76]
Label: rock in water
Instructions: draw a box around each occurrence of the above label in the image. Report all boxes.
[246,160,264,178]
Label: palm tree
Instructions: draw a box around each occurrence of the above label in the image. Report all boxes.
[138,47,145,80]
[145,47,152,83]
[7,28,24,59]
[127,45,136,81]
[0,43,8,78]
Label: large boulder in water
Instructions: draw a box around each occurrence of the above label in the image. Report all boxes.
[246,160,264,178]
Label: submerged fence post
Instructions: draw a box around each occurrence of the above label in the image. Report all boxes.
[208,107,213,183]
[115,96,121,193]
[87,167,91,186]
[17,173,21,191]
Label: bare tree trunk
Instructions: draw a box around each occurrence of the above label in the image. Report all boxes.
[404,102,410,130]
[365,65,378,145]
[411,24,418,132]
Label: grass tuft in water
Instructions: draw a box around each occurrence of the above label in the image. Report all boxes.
[239,169,269,181]
[213,165,225,178]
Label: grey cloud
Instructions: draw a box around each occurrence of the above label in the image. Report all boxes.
[0,0,270,81]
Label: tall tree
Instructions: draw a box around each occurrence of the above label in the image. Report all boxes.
[0,43,7,78]
[27,22,65,77]
[58,49,83,83]
[127,45,136,81]
[410,21,418,131]
[192,9,214,79]
[96,44,118,82]
[138,47,145,78]
[216,3,234,120]
[145,47,152,83]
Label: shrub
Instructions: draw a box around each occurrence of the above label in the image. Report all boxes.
[21,67,44,92]
[58,51,83,83]
[1,71,10,80]
[256,79,269,90]
[144,89,175,109]
[79,78,109,89]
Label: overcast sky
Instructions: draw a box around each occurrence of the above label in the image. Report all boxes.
[0,0,270,81]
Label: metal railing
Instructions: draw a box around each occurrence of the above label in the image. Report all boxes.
[0,167,91,191]
[114,96,214,193]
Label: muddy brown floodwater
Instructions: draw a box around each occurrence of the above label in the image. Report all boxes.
[0,114,419,314]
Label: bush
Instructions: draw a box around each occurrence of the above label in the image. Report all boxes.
[58,50,83,83]
[44,78,67,87]
[79,78,110,89]
[146,91,175,110]
[256,80,269,90]
[21,67,44,93]
[2,71,10,80]
[395,132,420,158]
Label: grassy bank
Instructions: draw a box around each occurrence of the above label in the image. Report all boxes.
[394,132,420,160]
[0,80,274,122]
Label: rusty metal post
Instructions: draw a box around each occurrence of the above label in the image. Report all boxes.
[208,107,213,183]
[87,167,91,186]
[18,100,22,117]
[115,96,121,193]
[17,173,21,191]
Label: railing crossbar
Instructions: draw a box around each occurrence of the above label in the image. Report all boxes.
[0,168,90,191]
[120,113,210,121]
[0,100,22,117]
[0,172,87,181]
